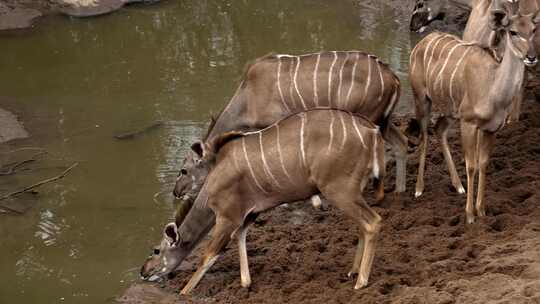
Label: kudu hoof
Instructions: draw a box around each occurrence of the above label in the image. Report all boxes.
[354,276,369,289]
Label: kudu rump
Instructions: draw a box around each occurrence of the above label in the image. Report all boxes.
[172,51,406,224]
[141,109,385,293]
[409,4,538,223]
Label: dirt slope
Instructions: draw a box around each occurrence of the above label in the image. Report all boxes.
[120,95,540,303]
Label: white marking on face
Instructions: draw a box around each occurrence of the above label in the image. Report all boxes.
[449,47,472,108]
[259,132,282,189]
[277,57,291,113]
[351,115,366,147]
[294,56,307,110]
[419,26,427,33]
[242,137,268,193]
[276,124,294,183]
[313,53,321,106]
[327,110,335,154]
[328,51,338,106]
[299,113,307,168]
[339,111,348,150]
[337,52,350,107]
[345,52,359,108]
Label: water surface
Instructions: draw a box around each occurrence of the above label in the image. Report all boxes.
[0,1,417,303]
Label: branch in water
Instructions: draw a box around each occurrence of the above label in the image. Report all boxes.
[0,163,79,207]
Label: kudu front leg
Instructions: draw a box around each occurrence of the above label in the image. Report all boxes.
[476,131,496,217]
[180,217,237,295]
[237,214,258,288]
[460,121,479,224]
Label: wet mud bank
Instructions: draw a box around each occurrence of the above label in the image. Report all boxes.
[119,95,540,303]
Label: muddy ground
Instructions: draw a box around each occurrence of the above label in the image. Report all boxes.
[119,93,540,304]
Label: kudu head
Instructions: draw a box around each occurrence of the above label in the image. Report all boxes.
[140,222,191,282]
[410,0,446,32]
[490,0,540,66]
[141,132,245,281]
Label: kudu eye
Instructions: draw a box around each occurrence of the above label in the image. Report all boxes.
[509,30,518,36]
[153,248,160,255]
[180,169,187,175]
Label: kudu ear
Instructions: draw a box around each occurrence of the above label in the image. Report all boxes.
[191,141,205,158]
[163,222,179,246]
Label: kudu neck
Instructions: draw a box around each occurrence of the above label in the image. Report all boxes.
[489,33,525,108]
[177,187,216,254]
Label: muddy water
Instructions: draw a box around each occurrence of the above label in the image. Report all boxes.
[0,1,417,303]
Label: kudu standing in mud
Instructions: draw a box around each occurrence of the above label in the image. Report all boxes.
[171,51,406,225]
[409,2,538,223]
[411,0,540,122]
[141,109,385,293]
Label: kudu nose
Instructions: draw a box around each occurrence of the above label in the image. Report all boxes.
[525,54,538,66]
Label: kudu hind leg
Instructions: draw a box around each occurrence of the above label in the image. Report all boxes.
[460,121,479,224]
[238,213,258,288]
[320,187,382,289]
[180,217,238,295]
[476,131,496,217]
[384,122,408,193]
[435,116,465,194]
[414,99,431,198]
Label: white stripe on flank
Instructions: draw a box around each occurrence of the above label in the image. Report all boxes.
[449,47,472,108]
[351,115,366,147]
[276,58,291,112]
[362,55,372,105]
[345,53,359,108]
[326,111,335,154]
[337,52,350,107]
[276,124,294,183]
[423,34,444,68]
[339,111,348,150]
[300,113,307,168]
[384,87,399,118]
[328,51,338,106]
[409,45,419,75]
[435,42,462,94]
[313,53,321,106]
[425,35,450,85]
[428,39,455,94]
[375,58,384,102]
[242,137,268,194]
[294,56,307,110]
[259,132,282,189]
[289,57,295,108]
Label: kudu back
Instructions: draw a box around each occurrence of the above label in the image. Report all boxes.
[173,51,406,224]
[141,109,385,294]
[409,4,538,223]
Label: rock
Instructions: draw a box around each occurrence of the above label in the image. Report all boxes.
[0,3,42,30]
[56,0,159,18]
[0,108,28,143]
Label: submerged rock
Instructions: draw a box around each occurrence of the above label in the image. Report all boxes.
[0,3,42,30]
[0,108,28,143]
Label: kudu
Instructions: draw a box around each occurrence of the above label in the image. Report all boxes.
[141,109,385,293]
[409,4,538,223]
[412,0,540,122]
[173,51,406,224]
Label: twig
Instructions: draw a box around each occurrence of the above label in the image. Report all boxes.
[0,147,46,155]
[0,162,79,201]
[0,151,48,176]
